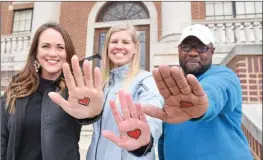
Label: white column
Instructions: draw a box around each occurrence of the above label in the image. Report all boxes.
[31,2,61,40]
[161,2,192,42]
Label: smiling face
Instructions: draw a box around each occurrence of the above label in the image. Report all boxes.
[36,28,66,80]
[178,36,214,76]
[107,30,137,68]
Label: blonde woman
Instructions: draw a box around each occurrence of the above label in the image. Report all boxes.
[86,23,164,160]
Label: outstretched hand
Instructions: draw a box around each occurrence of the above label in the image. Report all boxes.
[48,55,103,119]
[102,90,151,151]
[143,65,209,123]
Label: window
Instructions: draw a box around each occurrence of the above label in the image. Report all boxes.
[205,2,234,20]
[97,2,149,22]
[235,2,262,18]
[205,2,262,20]
[12,9,33,33]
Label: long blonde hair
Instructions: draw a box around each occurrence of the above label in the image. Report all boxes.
[101,23,141,88]
[5,23,76,113]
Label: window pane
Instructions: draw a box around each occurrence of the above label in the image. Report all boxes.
[25,21,31,31]
[14,11,20,21]
[206,3,214,16]
[124,3,133,17]
[26,10,32,20]
[18,21,25,31]
[214,2,224,16]
[223,2,233,15]
[98,2,148,22]
[20,11,26,21]
[236,2,245,15]
[245,2,255,14]
[97,32,106,67]
[137,31,146,69]
[255,2,262,14]
[12,21,19,32]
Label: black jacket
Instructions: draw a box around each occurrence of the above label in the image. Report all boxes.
[1,77,101,160]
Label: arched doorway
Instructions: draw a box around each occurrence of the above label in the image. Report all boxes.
[93,2,150,70]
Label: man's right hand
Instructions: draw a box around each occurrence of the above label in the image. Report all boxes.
[143,65,209,124]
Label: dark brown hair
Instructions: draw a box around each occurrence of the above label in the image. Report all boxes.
[5,23,76,113]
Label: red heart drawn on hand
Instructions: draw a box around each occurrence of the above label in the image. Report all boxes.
[127,129,141,140]
[180,101,194,108]
[78,97,90,106]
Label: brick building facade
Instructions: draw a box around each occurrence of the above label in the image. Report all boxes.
[1,1,262,159]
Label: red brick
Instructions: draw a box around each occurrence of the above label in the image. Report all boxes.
[250,97,259,102]
[249,85,257,90]
[243,97,248,102]
[240,79,247,84]
[248,57,253,72]
[249,73,257,78]
[242,91,248,95]
[249,91,258,96]
[191,2,205,20]
[238,74,246,78]
[249,79,257,84]
[242,85,248,90]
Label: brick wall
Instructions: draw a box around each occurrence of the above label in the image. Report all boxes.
[191,2,205,20]
[227,55,262,103]
[242,125,262,160]
[60,2,96,59]
[1,2,13,34]
[154,2,162,41]
[60,2,162,59]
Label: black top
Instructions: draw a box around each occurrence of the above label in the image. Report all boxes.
[17,77,54,160]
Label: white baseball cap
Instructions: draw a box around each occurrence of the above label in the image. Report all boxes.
[178,24,214,45]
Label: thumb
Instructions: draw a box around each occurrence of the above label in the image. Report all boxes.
[142,104,166,121]
[48,92,69,109]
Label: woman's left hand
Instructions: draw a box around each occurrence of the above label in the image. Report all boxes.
[102,90,151,151]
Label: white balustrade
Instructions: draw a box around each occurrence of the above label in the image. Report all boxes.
[1,33,31,56]
[192,18,262,44]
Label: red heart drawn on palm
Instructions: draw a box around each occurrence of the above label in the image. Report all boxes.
[127,129,141,140]
[78,97,90,106]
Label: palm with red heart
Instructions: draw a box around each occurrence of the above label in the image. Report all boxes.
[102,90,151,151]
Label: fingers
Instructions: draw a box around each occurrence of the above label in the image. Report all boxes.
[136,103,147,123]
[159,65,181,96]
[83,60,93,88]
[152,67,171,98]
[142,104,166,122]
[102,130,123,146]
[125,93,138,119]
[48,92,70,110]
[71,55,85,88]
[62,63,76,92]
[109,100,123,125]
[93,67,102,90]
[119,90,131,120]
[170,66,191,95]
[187,74,205,96]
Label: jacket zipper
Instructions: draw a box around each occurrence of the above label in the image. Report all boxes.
[95,74,115,160]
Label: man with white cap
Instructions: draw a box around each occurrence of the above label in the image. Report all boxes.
[143,24,254,159]
[106,24,253,159]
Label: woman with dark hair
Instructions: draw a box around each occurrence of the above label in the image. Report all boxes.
[1,23,103,160]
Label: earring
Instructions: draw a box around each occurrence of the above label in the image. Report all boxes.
[34,59,41,73]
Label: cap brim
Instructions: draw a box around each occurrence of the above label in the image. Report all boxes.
[178,33,211,45]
